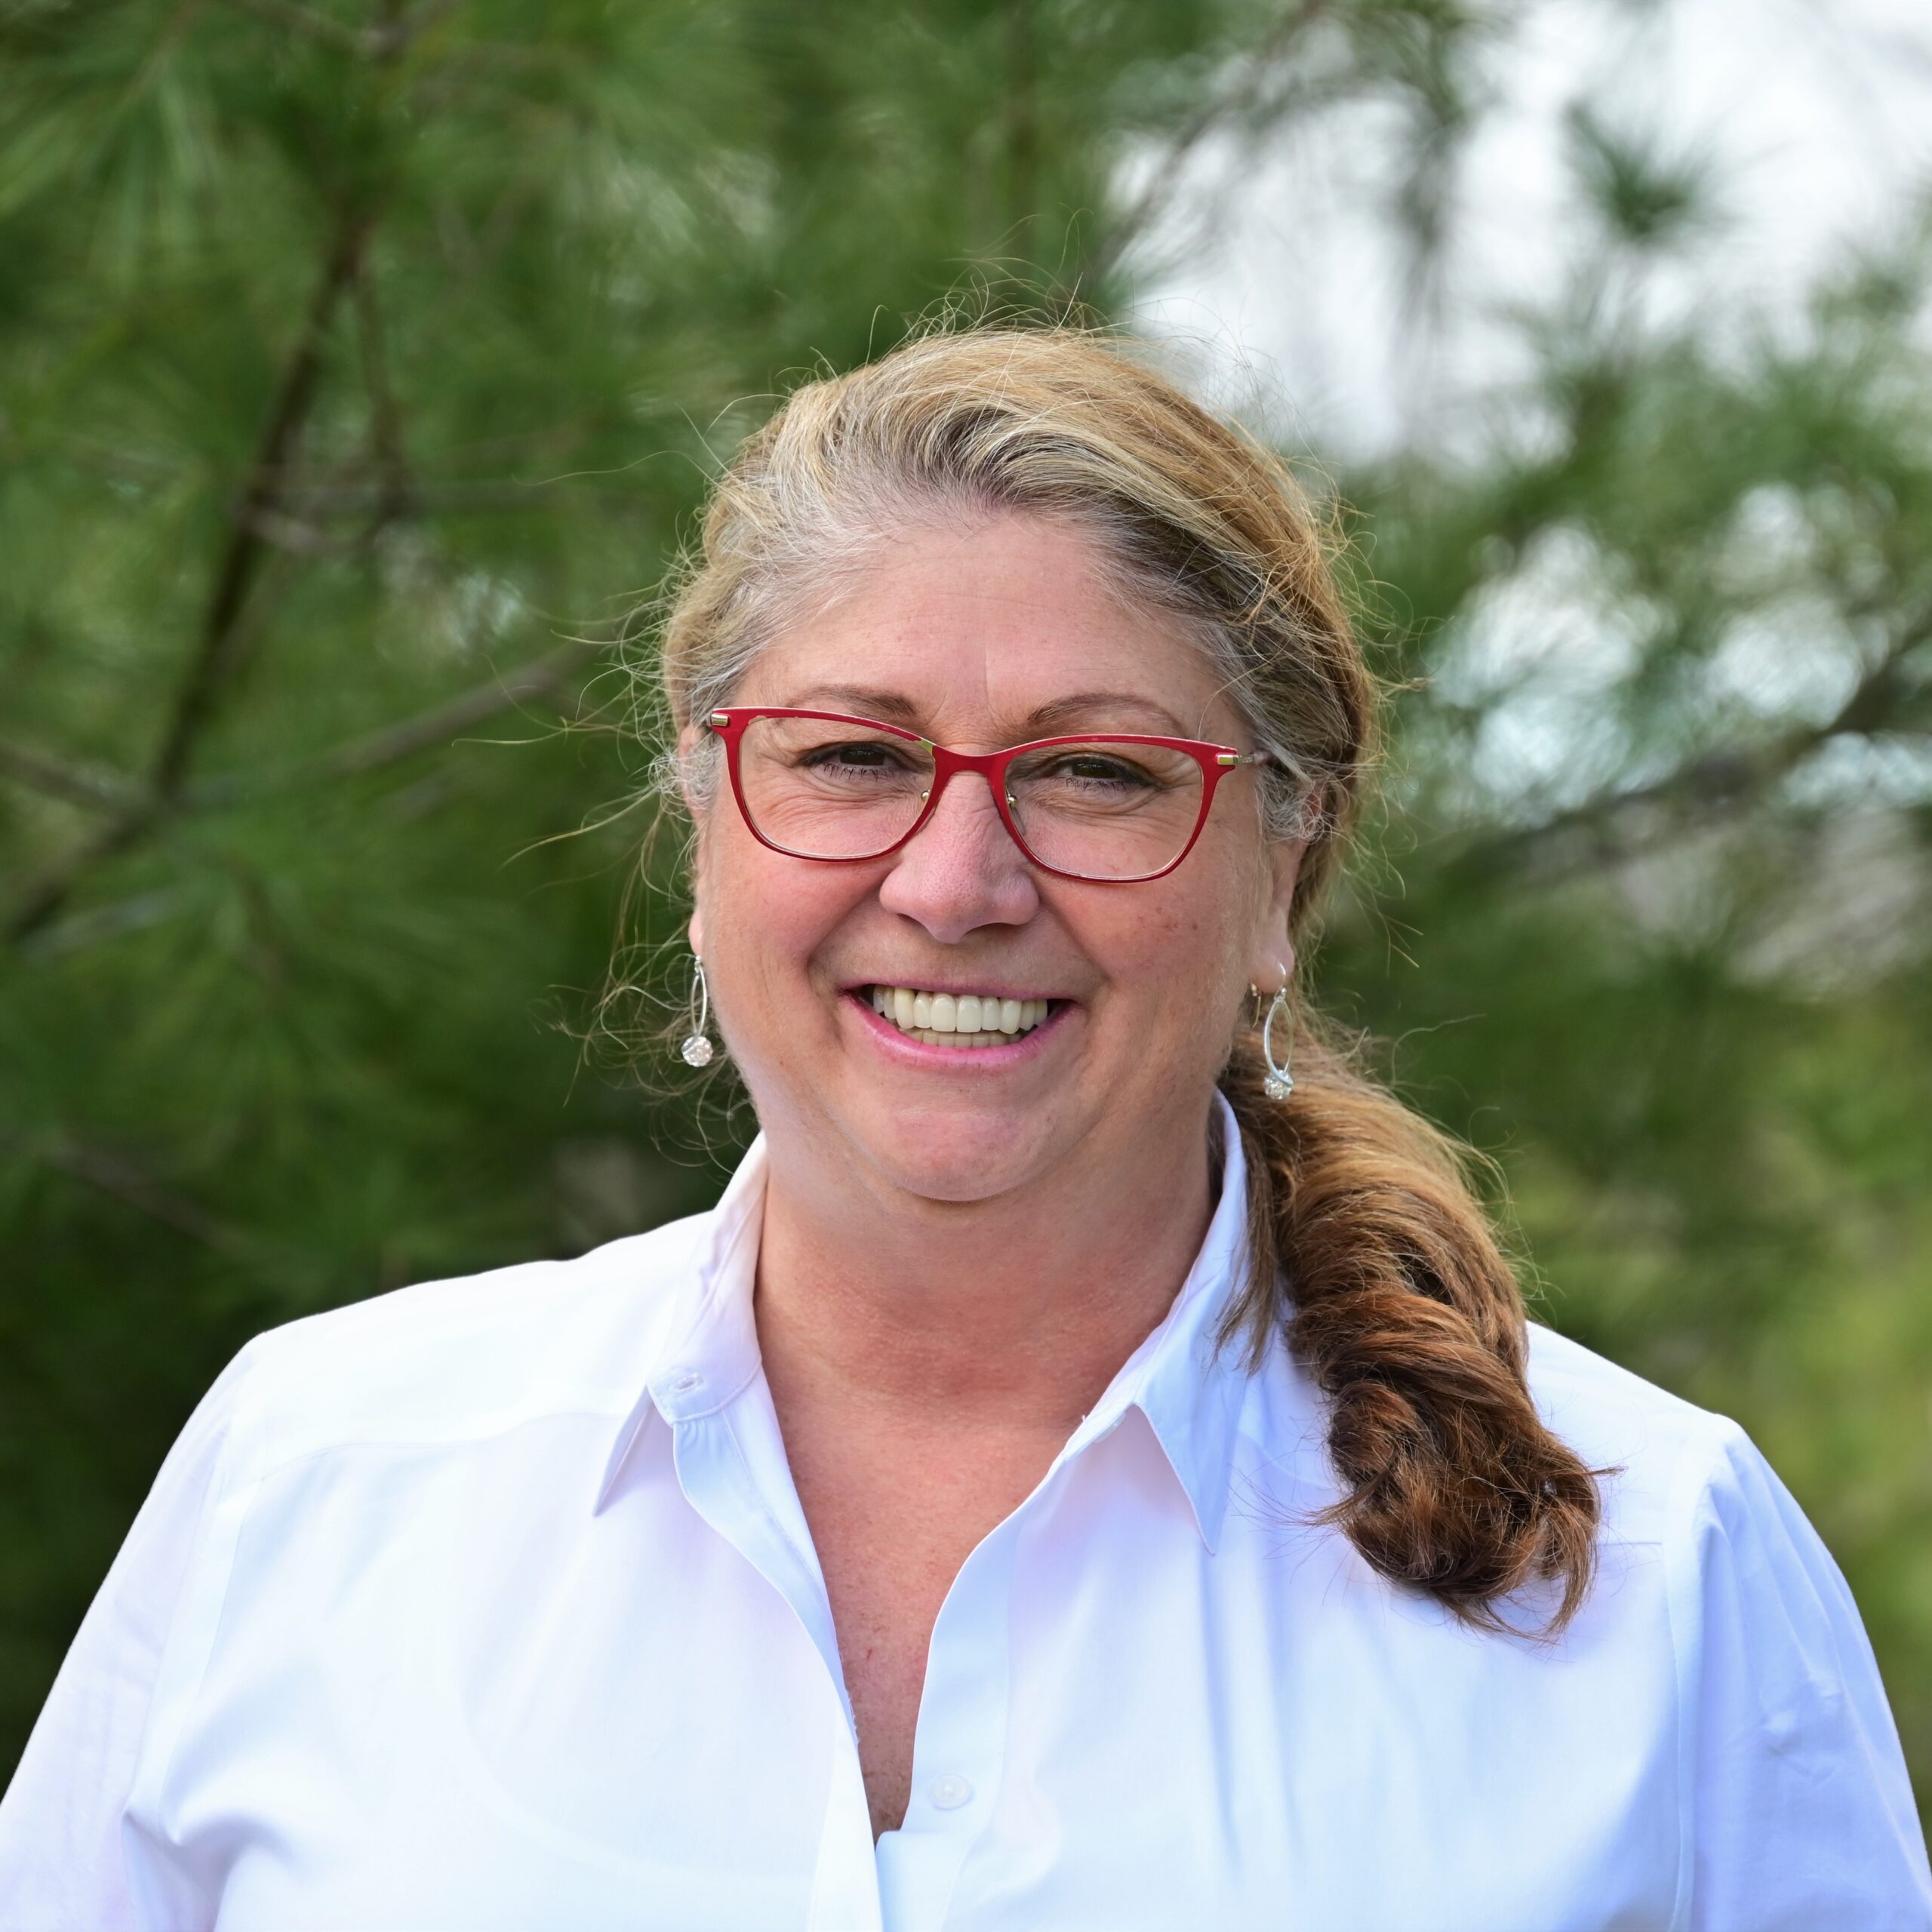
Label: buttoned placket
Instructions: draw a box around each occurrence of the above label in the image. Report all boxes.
[633,1355,1158,1931]
[872,1487,1017,1924]
[874,1122,1249,1924]
[634,1183,882,1932]
[654,1367,882,1930]
[875,1391,1159,1929]
[605,1106,1251,1932]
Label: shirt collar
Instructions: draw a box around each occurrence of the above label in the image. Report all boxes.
[592,1139,770,1510]
[597,1092,1256,1549]
[1045,1090,1253,1551]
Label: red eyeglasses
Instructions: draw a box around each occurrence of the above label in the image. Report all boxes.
[703,707,1269,884]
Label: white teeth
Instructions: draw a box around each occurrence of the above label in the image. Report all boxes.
[867,986,1052,1044]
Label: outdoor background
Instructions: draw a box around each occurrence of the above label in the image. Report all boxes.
[3,0,1929,1817]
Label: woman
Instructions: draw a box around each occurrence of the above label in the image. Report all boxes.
[2,328,1926,1930]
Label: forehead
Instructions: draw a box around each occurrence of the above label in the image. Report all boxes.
[734,513,1244,745]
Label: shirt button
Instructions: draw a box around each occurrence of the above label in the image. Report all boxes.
[928,1773,973,1810]
[669,1370,703,1394]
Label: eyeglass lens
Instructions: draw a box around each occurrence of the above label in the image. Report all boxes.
[734,715,1208,881]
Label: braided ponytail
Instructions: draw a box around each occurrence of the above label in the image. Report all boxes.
[1221,1025,1601,1631]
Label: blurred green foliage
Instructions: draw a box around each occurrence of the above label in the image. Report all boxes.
[2,0,1927,1824]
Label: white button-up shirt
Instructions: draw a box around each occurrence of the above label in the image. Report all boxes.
[4,1103,1927,1930]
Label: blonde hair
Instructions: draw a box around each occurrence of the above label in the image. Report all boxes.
[651,326,1601,1633]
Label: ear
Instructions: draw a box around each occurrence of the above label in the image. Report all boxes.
[1247,837,1306,995]
[678,721,711,961]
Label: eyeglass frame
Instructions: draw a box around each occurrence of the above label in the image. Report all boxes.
[702,705,1272,884]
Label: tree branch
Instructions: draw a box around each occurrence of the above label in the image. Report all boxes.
[1449,619,1932,888]
[16,889,186,961]
[221,0,371,54]
[185,637,602,805]
[220,0,464,60]
[0,739,142,813]
[5,209,372,944]
[0,1126,267,1266]
[353,258,414,532]
[152,211,373,798]
[283,477,632,512]
[1,638,598,841]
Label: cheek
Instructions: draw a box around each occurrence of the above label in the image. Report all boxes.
[1078,875,1251,1007]
[696,817,867,984]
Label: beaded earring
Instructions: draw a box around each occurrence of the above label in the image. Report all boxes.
[680,958,715,1068]
[1261,988,1294,1100]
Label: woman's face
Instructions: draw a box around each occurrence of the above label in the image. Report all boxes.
[687,513,1303,1207]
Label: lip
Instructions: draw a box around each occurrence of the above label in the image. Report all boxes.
[841,988,1072,1066]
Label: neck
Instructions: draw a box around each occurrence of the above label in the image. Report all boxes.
[752,1097,1220,1441]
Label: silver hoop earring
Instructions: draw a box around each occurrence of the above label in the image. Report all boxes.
[680,958,715,1068]
[1261,987,1294,1101]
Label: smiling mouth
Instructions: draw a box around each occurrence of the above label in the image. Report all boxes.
[863,984,1054,1049]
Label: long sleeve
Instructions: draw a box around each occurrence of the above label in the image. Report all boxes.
[0,1352,245,1932]
[1688,1422,1932,1930]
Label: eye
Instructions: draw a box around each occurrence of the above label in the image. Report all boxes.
[1032,750,1165,792]
[798,738,921,777]
[1053,754,1153,785]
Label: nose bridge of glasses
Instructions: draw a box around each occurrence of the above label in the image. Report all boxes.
[924,748,1021,824]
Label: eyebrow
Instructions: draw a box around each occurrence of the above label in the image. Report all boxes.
[781,685,928,727]
[779,685,1201,740]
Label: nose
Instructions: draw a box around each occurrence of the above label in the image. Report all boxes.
[875,767,1040,942]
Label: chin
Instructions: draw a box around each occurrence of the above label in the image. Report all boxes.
[844,1100,1067,1205]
